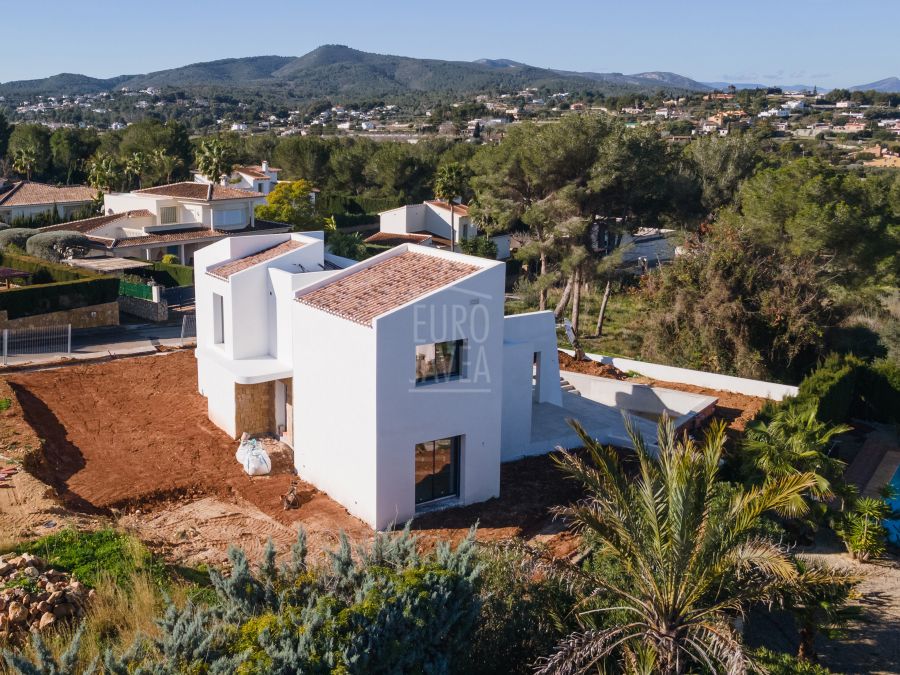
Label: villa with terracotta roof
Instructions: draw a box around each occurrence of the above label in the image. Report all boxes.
[371,200,511,259]
[193,160,282,196]
[194,233,566,529]
[40,181,286,264]
[0,180,95,224]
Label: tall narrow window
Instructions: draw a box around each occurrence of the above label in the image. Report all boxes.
[213,293,224,344]
[415,436,460,505]
[159,206,177,225]
[415,340,464,384]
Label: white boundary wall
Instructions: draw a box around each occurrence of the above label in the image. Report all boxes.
[560,349,798,401]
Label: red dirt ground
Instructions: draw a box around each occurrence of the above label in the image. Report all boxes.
[3,352,588,563]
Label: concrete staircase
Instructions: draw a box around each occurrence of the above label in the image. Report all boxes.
[560,376,581,396]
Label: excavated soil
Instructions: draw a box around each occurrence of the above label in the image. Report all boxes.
[3,351,586,565]
[558,352,629,380]
[4,352,371,563]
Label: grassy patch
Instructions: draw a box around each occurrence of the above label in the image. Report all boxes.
[0,398,11,412]
[14,529,167,588]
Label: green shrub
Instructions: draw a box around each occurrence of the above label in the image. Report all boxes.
[0,249,96,283]
[25,230,91,262]
[137,260,193,287]
[0,276,120,319]
[160,253,179,265]
[460,235,498,259]
[853,359,900,423]
[796,353,862,424]
[752,648,834,674]
[0,228,38,251]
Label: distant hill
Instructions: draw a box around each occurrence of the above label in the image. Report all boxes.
[703,81,818,92]
[849,77,900,93]
[0,45,709,102]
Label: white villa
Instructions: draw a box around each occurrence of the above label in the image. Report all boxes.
[42,182,287,264]
[0,180,95,224]
[193,232,620,530]
[194,161,281,196]
[369,200,511,259]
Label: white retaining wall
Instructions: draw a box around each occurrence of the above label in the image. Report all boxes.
[561,349,798,401]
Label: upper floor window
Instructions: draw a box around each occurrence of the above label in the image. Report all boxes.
[415,340,464,384]
[159,206,177,225]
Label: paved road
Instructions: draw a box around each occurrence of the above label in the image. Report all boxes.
[4,322,192,368]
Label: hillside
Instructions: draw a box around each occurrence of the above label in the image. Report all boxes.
[850,76,900,92]
[0,45,707,101]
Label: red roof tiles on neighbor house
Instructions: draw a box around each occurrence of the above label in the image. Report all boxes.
[235,165,280,179]
[40,210,153,234]
[133,182,261,201]
[207,239,305,279]
[296,250,479,326]
[364,231,433,246]
[0,181,96,207]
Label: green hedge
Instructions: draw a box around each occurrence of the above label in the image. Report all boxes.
[319,193,401,217]
[0,277,120,319]
[784,353,900,425]
[796,353,861,424]
[0,249,97,284]
[148,261,193,287]
[331,213,379,228]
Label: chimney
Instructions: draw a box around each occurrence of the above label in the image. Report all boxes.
[261,160,269,173]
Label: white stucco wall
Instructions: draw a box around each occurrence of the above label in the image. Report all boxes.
[379,204,426,235]
[291,304,380,527]
[371,260,505,529]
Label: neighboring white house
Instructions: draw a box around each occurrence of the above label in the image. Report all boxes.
[41,182,284,264]
[194,161,281,195]
[370,200,511,259]
[0,180,95,224]
[194,235,575,529]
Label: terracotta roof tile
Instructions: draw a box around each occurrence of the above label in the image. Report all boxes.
[0,181,95,207]
[296,250,479,326]
[133,182,262,201]
[364,231,433,246]
[40,210,152,234]
[207,240,304,279]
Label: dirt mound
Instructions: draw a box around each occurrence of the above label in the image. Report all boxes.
[558,352,628,380]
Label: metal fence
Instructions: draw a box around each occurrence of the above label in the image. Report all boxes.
[119,280,154,300]
[163,285,195,307]
[2,324,71,365]
[180,313,196,347]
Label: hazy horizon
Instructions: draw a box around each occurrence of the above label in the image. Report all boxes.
[1,0,897,89]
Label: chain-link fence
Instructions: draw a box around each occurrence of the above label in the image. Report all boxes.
[2,324,71,365]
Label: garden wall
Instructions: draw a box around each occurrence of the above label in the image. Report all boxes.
[561,349,799,401]
[0,301,119,330]
[118,296,168,323]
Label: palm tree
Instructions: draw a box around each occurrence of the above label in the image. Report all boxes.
[87,153,117,192]
[196,138,232,184]
[124,151,149,190]
[433,162,467,252]
[536,417,819,675]
[151,148,182,185]
[742,406,850,513]
[12,146,37,181]
[788,559,859,663]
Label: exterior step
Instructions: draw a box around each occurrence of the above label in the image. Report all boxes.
[559,376,581,396]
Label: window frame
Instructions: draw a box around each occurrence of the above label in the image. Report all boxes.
[414,435,461,506]
[159,206,177,225]
[414,339,465,386]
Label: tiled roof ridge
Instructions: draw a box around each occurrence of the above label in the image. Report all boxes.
[207,239,304,280]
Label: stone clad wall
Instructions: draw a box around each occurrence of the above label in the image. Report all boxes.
[118,296,169,322]
[234,381,275,438]
[0,302,119,330]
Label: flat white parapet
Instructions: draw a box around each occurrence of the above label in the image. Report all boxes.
[559,349,799,401]
[195,346,292,384]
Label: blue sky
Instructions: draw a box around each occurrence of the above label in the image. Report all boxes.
[2,0,896,88]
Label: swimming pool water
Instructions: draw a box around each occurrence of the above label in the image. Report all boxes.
[886,465,900,545]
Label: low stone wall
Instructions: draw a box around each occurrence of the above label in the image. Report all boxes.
[118,296,169,323]
[0,302,119,330]
[234,381,276,438]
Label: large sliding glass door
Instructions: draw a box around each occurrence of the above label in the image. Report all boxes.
[415,436,460,505]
